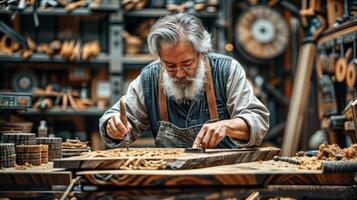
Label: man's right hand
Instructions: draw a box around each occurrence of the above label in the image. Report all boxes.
[106,115,132,140]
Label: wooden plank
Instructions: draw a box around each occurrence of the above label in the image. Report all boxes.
[54,147,280,170]
[0,171,71,186]
[76,160,355,186]
[0,163,71,186]
[282,43,316,156]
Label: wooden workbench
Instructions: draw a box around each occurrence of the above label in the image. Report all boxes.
[77,160,355,186]
[0,163,72,199]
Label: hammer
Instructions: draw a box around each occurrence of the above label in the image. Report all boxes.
[119,96,131,151]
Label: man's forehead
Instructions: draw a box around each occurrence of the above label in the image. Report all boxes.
[160,41,198,62]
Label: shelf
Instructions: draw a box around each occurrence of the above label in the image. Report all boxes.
[17,107,106,116]
[124,8,217,18]
[0,52,109,66]
[0,6,119,16]
[123,54,157,69]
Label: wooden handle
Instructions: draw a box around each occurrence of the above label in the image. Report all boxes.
[345,48,353,60]
[119,96,128,127]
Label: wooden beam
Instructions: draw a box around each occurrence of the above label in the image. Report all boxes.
[282,43,317,156]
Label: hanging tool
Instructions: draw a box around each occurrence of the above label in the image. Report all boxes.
[0,21,28,48]
[119,96,131,151]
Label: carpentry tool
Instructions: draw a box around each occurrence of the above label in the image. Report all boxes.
[273,155,301,165]
[350,99,357,143]
[322,161,357,173]
[296,150,319,157]
[119,96,131,151]
[184,147,206,153]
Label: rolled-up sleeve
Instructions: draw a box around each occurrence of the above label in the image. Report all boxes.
[226,59,270,147]
[99,76,150,148]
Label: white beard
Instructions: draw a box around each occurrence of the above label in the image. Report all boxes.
[162,58,206,103]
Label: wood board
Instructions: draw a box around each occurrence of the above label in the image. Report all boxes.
[0,163,71,186]
[53,147,280,170]
[77,160,355,187]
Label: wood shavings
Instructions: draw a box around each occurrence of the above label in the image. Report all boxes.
[79,148,182,170]
[62,139,88,149]
[119,158,167,170]
[80,148,183,158]
[295,143,357,170]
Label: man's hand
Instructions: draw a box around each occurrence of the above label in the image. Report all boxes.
[193,120,228,149]
[106,115,132,140]
[192,118,250,148]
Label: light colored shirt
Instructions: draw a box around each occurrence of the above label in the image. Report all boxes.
[99,59,270,148]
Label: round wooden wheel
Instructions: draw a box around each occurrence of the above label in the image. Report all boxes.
[335,58,347,82]
[346,62,356,87]
[234,6,289,60]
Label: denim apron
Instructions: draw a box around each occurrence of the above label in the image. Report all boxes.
[155,55,219,148]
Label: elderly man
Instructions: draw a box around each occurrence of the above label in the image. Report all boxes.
[99,13,269,149]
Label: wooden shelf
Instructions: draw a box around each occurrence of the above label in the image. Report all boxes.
[124,8,217,17]
[123,54,157,69]
[17,107,106,116]
[0,6,119,16]
[0,52,109,66]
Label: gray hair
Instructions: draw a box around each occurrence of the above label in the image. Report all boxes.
[148,13,212,56]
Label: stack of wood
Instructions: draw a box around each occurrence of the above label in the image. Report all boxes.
[15,145,42,166]
[33,86,93,111]
[40,144,49,164]
[36,137,62,161]
[2,133,36,145]
[0,35,101,61]
[58,40,100,61]
[62,138,91,157]
[0,143,16,168]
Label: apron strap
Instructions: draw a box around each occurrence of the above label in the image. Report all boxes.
[158,54,218,122]
[204,55,219,120]
[159,69,169,121]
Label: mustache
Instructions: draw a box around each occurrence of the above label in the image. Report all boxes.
[172,76,196,82]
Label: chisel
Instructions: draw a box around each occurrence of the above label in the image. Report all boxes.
[119,96,131,151]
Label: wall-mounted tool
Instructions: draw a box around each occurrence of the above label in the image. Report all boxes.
[0,21,28,48]
[11,69,39,93]
[234,6,289,62]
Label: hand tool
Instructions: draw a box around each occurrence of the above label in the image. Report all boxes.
[119,96,131,151]
[273,155,301,165]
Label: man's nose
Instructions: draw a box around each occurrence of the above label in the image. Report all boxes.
[175,68,186,79]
